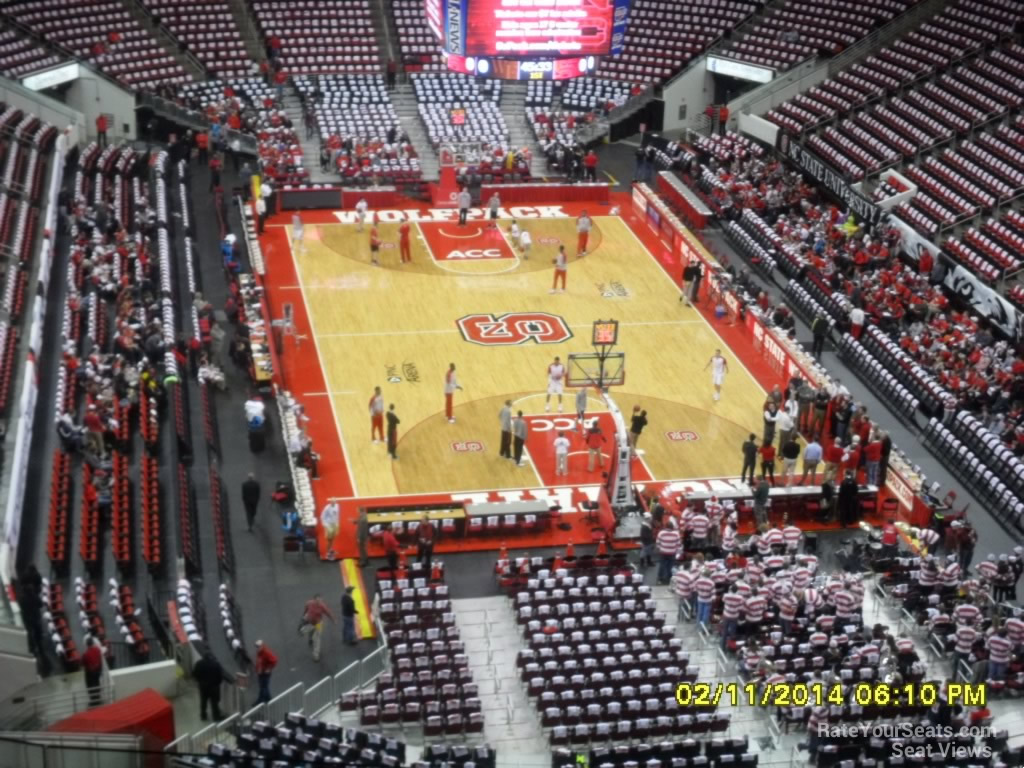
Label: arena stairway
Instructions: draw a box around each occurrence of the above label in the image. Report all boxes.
[393,82,441,181]
[281,90,334,185]
[500,83,553,180]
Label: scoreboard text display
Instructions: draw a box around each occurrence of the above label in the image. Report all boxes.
[439,0,629,57]
[468,0,613,56]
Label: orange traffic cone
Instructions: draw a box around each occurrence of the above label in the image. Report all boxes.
[431,561,443,582]
[596,537,608,557]
[552,551,563,571]
[566,540,576,559]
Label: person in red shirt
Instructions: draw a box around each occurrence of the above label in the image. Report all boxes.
[759,442,776,485]
[416,516,435,567]
[398,218,411,263]
[195,131,209,166]
[843,437,863,480]
[378,527,401,572]
[254,640,278,704]
[82,637,105,706]
[95,114,108,148]
[586,423,607,471]
[823,437,844,484]
[300,595,335,661]
[584,150,599,182]
[864,436,884,486]
[369,224,381,266]
[83,405,105,458]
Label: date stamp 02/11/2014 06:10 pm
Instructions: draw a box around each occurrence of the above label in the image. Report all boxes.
[674,681,988,708]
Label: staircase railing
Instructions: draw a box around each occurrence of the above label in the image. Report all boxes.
[574,84,656,144]
[136,93,258,155]
[167,643,390,755]
[122,0,209,80]
[0,684,116,731]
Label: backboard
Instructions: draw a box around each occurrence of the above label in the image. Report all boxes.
[567,352,625,388]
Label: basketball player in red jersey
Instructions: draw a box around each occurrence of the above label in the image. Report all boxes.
[369,219,381,266]
[369,386,384,442]
[545,356,566,413]
[576,211,592,256]
[398,217,411,263]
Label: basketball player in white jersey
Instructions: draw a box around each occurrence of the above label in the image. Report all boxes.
[355,198,368,232]
[518,227,532,259]
[291,212,305,253]
[545,356,566,412]
[704,349,728,401]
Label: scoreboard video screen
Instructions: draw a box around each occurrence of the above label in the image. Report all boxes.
[431,0,630,63]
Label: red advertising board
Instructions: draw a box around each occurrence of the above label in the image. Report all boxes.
[464,0,615,57]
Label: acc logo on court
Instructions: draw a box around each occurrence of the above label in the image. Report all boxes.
[445,248,505,260]
[457,312,573,346]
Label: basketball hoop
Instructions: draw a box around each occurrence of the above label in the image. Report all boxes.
[566,319,631,511]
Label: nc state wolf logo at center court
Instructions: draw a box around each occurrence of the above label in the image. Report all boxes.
[457,312,573,346]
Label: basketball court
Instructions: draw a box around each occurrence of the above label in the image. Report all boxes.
[257,196,781,556]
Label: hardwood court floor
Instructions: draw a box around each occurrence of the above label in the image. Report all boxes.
[288,213,768,498]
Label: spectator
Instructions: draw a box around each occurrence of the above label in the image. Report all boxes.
[800,436,822,485]
[638,513,654,568]
[759,440,776,485]
[300,594,335,661]
[416,516,435,567]
[781,435,801,485]
[193,651,230,721]
[655,518,681,585]
[95,113,108,148]
[253,640,277,704]
[753,476,770,526]
[584,149,599,182]
[82,636,105,707]
[241,473,260,531]
[811,312,829,358]
[741,433,758,484]
[341,587,358,646]
[838,471,859,527]
[378,527,400,572]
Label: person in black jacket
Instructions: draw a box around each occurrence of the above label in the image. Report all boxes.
[340,587,358,646]
[193,651,230,721]
[629,407,648,455]
[838,471,859,527]
[811,313,829,358]
[638,513,655,568]
[241,474,261,532]
[741,434,758,484]
[386,404,400,460]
